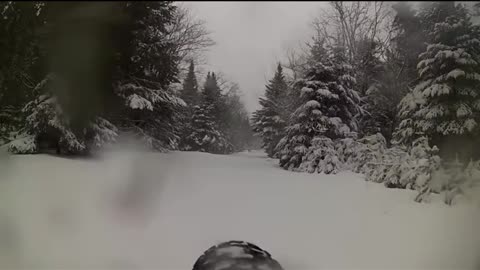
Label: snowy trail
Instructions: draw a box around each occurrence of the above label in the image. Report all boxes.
[1,150,480,269]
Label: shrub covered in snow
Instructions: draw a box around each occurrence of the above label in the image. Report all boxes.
[416,158,480,205]
[336,133,479,204]
[338,133,389,174]
[298,137,341,174]
[5,134,37,154]
[382,137,441,190]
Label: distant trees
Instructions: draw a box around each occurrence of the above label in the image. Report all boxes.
[179,70,254,154]
[180,60,200,107]
[182,103,230,154]
[223,85,255,152]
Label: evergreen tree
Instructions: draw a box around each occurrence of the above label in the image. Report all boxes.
[417,2,457,35]
[202,72,223,119]
[182,103,231,154]
[252,63,289,157]
[394,3,480,161]
[3,2,184,154]
[180,60,199,106]
[3,2,121,154]
[276,42,361,170]
[0,2,47,141]
[178,60,199,149]
[8,74,118,155]
[203,72,220,102]
[223,87,255,152]
[113,1,184,151]
[180,71,245,154]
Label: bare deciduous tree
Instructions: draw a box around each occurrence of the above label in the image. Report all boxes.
[166,5,215,73]
[312,1,392,63]
[282,46,309,82]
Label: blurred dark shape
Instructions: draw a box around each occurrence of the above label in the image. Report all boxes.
[193,240,284,270]
[2,2,183,154]
[39,2,123,134]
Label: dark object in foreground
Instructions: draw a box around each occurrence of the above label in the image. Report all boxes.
[193,240,284,270]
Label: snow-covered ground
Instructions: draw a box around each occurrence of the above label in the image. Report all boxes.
[1,149,479,269]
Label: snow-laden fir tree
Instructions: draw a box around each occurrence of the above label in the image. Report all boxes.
[276,41,361,172]
[202,71,224,122]
[181,72,232,153]
[0,2,47,143]
[113,1,185,151]
[252,63,289,157]
[182,103,231,154]
[394,3,480,161]
[8,74,118,154]
[180,60,199,106]
[178,60,199,149]
[115,80,185,150]
[2,2,184,154]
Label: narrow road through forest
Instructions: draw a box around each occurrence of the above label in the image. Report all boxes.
[2,150,480,269]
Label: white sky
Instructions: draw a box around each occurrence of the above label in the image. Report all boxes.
[182,1,329,113]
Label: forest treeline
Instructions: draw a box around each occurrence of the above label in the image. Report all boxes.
[0,2,256,155]
[252,2,480,204]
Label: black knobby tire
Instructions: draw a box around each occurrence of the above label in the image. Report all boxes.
[193,240,284,270]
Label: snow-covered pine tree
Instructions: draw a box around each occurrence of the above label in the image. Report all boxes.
[178,60,199,150]
[394,3,480,161]
[8,74,118,154]
[115,80,185,151]
[182,103,231,154]
[252,63,289,157]
[202,71,223,121]
[202,71,236,139]
[417,2,457,36]
[113,1,185,151]
[180,60,199,106]
[0,2,47,144]
[276,41,361,172]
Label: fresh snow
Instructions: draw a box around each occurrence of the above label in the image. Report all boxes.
[127,94,154,110]
[0,149,479,269]
[305,100,321,108]
[447,68,466,79]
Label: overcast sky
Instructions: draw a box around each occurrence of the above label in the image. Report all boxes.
[182,1,329,113]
